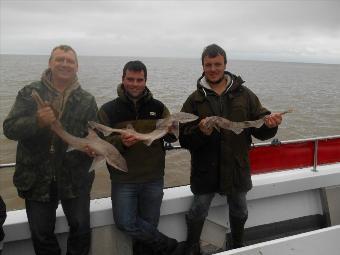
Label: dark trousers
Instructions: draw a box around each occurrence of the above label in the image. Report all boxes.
[187,192,248,221]
[187,191,248,248]
[25,193,91,255]
[111,179,164,253]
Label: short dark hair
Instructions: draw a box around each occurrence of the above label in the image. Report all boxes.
[122,60,147,80]
[201,44,227,65]
[49,44,78,63]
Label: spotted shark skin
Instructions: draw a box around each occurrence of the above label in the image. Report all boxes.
[88,112,198,146]
[203,109,293,135]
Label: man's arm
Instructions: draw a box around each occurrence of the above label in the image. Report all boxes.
[0,196,6,243]
[3,87,43,141]
[179,97,211,151]
[97,107,129,152]
[248,90,279,141]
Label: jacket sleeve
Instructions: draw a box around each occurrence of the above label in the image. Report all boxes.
[179,95,211,151]
[161,105,177,143]
[3,87,42,141]
[0,196,6,242]
[248,89,278,141]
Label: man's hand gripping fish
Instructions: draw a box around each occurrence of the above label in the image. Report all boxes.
[203,110,293,135]
[31,90,128,172]
[88,112,198,146]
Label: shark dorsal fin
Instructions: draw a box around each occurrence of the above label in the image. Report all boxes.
[126,124,134,130]
[87,128,98,138]
[170,121,180,138]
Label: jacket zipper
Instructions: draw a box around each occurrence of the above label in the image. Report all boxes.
[50,92,66,182]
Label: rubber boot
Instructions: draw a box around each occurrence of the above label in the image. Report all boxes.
[133,240,156,255]
[151,232,185,255]
[229,215,247,249]
[184,216,205,255]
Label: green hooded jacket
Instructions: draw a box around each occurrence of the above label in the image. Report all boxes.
[98,84,176,183]
[179,71,278,195]
[3,69,98,202]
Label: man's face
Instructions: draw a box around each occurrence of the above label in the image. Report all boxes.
[202,55,226,84]
[49,49,78,83]
[122,70,146,98]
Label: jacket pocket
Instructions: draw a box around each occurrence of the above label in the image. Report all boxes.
[233,155,252,191]
[13,163,36,191]
[66,151,94,193]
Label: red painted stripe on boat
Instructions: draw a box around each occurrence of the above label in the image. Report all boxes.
[249,137,340,174]
[318,138,340,165]
[250,142,314,174]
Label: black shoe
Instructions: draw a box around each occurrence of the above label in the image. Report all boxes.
[170,241,186,255]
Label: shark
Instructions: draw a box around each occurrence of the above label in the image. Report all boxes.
[31,89,128,172]
[88,112,198,146]
[203,109,293,135]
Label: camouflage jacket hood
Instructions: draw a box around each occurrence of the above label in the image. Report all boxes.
[41,68,80,118]
[3,74,98,202]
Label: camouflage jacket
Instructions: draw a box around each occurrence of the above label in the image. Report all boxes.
[180,71,278,195]
[3,79,98,202]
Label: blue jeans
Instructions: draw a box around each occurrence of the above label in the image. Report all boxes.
[111,179,164,243]
[25,192,91,255]
[187,192,248,222]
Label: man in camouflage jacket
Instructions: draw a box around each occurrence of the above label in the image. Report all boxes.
[3,45,98,255]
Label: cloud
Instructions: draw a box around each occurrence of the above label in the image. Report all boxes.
[1,0,339,63]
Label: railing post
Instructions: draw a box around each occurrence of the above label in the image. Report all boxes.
[312,139,318,172]
[0,163,16,169]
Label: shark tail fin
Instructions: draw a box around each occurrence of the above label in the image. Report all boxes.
[143,139,154,146]
[170,121,180,138]
[126,124,135,130]
[103,131,113,137]
[88,156,105,172]
[230,128,244,135]
[213,123,220,132]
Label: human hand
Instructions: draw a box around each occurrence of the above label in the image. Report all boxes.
[199,118,213,136]
[264,113,283,128]
[121,133,139,147]
[36,104,57,128]
[167,121,178,134]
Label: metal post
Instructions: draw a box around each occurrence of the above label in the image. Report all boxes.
[312,139,318,172]
[0,163,16,169]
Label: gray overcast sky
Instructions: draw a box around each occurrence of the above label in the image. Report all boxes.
[1,0,339,64]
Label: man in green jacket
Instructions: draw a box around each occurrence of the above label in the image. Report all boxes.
[3,45,98,255]
[179,44,283,254]
[98,60,184,255]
